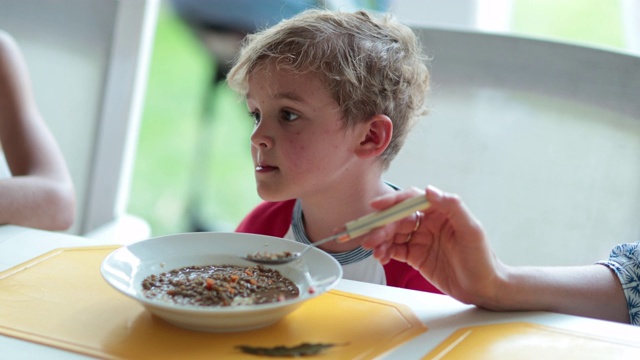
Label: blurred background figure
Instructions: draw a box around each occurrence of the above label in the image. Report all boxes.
[171,0,322,87]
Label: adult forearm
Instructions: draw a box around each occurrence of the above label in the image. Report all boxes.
[488,264,630,324]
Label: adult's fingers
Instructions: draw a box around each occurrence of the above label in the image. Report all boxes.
[425,185,483,236]
[363,187,434,251]
[369,187,425,211]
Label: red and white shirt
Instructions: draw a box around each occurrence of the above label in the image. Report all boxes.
[236,199,442,293]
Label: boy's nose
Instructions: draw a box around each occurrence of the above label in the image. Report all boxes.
[250,122,273,149]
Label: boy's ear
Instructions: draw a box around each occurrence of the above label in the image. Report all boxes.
[355,114,393,158]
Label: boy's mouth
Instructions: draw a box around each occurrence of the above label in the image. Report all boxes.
[256,165,278,172]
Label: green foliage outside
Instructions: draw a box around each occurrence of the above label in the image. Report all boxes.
[128,6,259,237]
[511,0,624,49]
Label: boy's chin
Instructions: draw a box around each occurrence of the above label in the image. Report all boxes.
[256,189,294,203]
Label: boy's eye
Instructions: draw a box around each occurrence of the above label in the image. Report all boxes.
[249,111,261,124]
[282,110,299,122]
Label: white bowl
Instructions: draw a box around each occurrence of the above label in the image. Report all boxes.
[100,232,342,332]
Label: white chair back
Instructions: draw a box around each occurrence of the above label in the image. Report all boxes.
[386,28,640,266]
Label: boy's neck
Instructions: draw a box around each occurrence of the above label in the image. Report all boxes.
[298,176,395,253]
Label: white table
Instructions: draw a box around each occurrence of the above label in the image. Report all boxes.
[2,225,640,359]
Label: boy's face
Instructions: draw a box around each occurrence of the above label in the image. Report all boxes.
[246,62,366,202]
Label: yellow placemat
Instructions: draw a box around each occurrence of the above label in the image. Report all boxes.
[0,246,426,359]
[423,322,640,359]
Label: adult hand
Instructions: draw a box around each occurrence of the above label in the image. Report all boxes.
[362,186,631,323]
[361,186,506,307]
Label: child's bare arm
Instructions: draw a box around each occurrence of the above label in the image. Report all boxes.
[0,31,75,230]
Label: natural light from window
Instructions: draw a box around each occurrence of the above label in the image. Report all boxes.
[391,0,639,53]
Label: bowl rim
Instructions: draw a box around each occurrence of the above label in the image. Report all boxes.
[100,231,343,314]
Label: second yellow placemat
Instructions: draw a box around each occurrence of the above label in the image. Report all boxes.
[423,321,640,359]
[0,246,426,359]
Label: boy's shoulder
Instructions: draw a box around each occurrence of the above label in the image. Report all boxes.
[235,199,296,237]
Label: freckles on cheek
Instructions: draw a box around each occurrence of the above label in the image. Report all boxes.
[285,142,307,170]
[286,136,307,153]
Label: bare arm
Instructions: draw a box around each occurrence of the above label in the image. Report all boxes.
[0,31,75,230]
[496,264,628,323]
[361,186,630,324]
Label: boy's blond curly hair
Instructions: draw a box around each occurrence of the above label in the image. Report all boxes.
[227,9,429,169]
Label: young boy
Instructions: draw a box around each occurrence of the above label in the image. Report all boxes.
[227,9,439,292]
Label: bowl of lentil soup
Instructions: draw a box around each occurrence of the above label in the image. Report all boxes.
[100,232,342,332]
